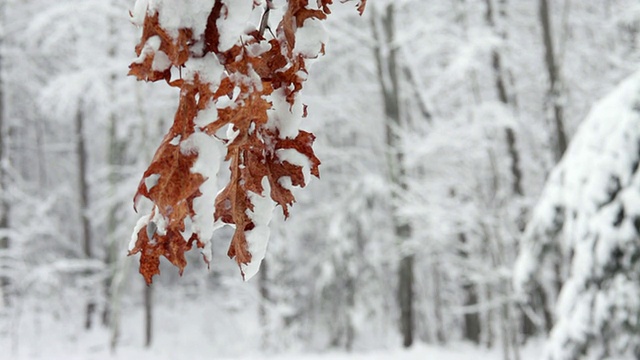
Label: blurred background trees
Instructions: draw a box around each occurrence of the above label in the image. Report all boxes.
[1,0,639,359]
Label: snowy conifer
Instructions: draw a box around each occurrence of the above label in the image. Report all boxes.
[515,71,640,359]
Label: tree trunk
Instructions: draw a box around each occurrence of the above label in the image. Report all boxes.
[430,263,446,344]
[344,220,359,351]
[485,0,534,344]
[398,248,414,348]
[109,82,152,352]
[504,128,522,196]
[371,4,415,348]
[108,259,125,353]
[76,107,92,263]
[344,272,355,352]
[463,284,481,343]
[458,233,480,344]
[259,258,270,349]
[0,0,10,309]
[530,0,566,337]
[144,284,153,347]
[539,0,567,162]
[485,0,523,196]
[103,14,124,329]
[103,114,124,328]
[34,115,48,190]
[76,106,94,329]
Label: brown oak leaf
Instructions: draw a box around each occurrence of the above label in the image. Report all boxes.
[129,0,364,284]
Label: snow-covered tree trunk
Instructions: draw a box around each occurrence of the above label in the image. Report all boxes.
[458,233,480,344]
[515,71,640,360]
[0,0,9,310]
[108,83,150,352]
[371,3,414,348]
[103,115,121,328]
[518,1,568,335]
[103,11,124,328]
[430,263,446,344]
[258,257,270,349]
[144,284,153,347]
[539,0,567,162]
[75,105,96,330]
[485,0,526,352]
[486,0,522,196]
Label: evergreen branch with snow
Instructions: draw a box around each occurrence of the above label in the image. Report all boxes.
[514,71,640,360]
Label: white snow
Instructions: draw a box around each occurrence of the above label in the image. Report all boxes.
[217,0,255,52]
[194,100,219,128]
[150,205,168,237]
[180,215,194,241]
[131,0,150,26]
[181,131,225,259]
[169,135,181,145]
[183,52,224,85]
[139,0,216,38]
[2,345,542,360]
[129,214,152,251]
[151,50,170,71]
[132,35,161,65]
[241,177,276,280]
[246,40,272,58]
[293,18,327,58]
[276,148,312,186]
[0,295,547,360]
[143,173,160,191]
[514,70,640,360]
[265,87,304,139]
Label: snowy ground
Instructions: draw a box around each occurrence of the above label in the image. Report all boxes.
[1,281,543,360]
[0,341,543,360]
[1,307,544,360]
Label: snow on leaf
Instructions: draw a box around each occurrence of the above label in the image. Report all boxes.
[129,0,364,284]
[128,13,191,82]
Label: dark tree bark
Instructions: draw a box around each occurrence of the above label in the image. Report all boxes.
[76,106,95,329]
[259,258,270,349]
[76,107,92,265]
[532,0,565,336]
[144,284,153,347]
[430,263,446,344]
[371,4,414,348]
[103,114,124,328]
[485,0,523,196]
[0,0,10,309]
[458,233,481,344]
[344,271,356,351]
[463,286,481,343]
[103,15,125,329]
[485,1,536,346]
[343,220,361,351]
[539,0,567,162]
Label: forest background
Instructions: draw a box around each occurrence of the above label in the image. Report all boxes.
[1,0,640,359]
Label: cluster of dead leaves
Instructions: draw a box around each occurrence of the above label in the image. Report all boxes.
[128,0,366,284]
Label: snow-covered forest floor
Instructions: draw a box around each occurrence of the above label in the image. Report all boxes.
[2,300,544,360]
[1,337,544,360]
[0,343,544,360]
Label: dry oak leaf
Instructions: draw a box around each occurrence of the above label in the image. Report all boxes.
[130,211,201,285]
[129,82,208,283]
[129,13,192,82]
[129,0,365,284]
[214,129,320,273]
